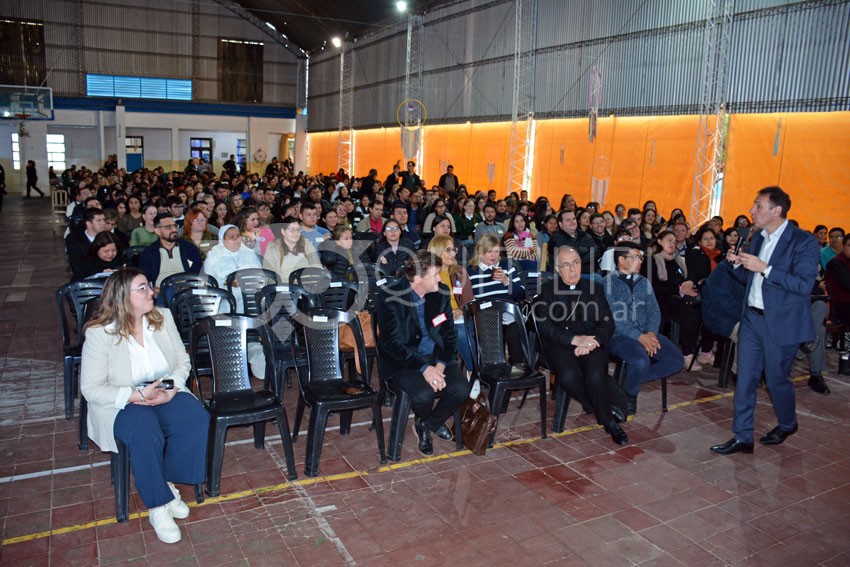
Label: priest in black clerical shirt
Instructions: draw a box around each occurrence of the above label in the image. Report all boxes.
[533,246,628,445]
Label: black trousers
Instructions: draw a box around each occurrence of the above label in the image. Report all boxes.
[390,364,470,429]
[547,345,612,426]
[659,297,701,356]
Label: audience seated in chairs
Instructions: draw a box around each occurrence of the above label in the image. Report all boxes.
[263,216,322,283]
[373,219,416,277]
[377,251,471,456]
[467,233,526,364]
[76,231,125,281]
[138,214,203,303]
[427,235,475,376]
[533,246,628,445]
[67,208,108,280]
[319,225,372,281]
[602,242,683,415]
[80,268,209,544]
[202,224,261,313]
[645,230,704,371]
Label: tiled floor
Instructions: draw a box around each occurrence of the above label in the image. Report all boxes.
[0,197,848,566]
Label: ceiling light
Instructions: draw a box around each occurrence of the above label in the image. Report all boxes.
[265,22,276,31]
[396,1,408,12]
[331,36,342,48]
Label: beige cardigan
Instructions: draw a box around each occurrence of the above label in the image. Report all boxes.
[80,308,190,453]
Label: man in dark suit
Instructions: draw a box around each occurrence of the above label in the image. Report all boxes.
[66,208,107,280]
[377,251,470,456]
[534,246,627,445]
[711,186,819,455]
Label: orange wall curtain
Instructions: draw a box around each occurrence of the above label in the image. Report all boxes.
[421,122,513,193]
[353,127,404,179]
[722,112,850,231]
[306,131,340,176]
[533,115,701,217]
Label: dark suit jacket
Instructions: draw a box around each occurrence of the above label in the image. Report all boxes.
[138,239,203,285]
[377,279,457,378]
[731,222,819,345]
[66,227,97,280]
[533,277,614,349]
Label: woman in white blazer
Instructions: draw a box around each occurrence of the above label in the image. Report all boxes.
[80,268,209,544]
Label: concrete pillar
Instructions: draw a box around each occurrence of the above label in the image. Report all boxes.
[115,105,127,170]
[18,120,48,196]
[97,110,106,166]
[294,113,307,174]
[171,128,180,171]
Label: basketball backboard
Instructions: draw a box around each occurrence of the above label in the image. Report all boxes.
[0,84,53,120]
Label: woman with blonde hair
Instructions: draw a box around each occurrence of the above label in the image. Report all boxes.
[81,268,209,544]
[428,235,474,373]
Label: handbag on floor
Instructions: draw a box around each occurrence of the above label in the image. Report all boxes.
[457,394,498,456]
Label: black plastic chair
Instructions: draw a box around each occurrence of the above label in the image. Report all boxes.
[716,336,736,388]
[123,245,147,267]
[190,315,297,496]
[517,270,555,302]
[170,288,236,391]
[318,279,361,311]
[226,268,279,316]
[289,267,332,296]
[371,292,463,461]
[465,299,548,442]
[159,273,218,308]
[291,308,386,477]
[257,284,314,395]
[56,280,105,421]
[112,439,203,523]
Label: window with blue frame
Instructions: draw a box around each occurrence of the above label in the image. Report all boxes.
[86,74,192,101]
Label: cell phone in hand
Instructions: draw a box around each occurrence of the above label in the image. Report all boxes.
[157,379,175,390]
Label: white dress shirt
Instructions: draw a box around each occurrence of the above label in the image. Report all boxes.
[114,320,171,409]
[747,219,789,310]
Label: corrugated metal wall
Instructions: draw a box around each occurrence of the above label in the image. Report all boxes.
[308,0,850,131]
[1,0,299,105]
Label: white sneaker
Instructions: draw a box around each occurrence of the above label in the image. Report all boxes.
[149,504,182,544]
[683,354,703,372]
[469,378,481,399]
[167,482,190,520]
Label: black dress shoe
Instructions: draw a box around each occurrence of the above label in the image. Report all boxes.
[760,424,798,445]
[626,394,638,416]
[605,421,628,445]
[412,418,433,456]
[710,438,754,455]
[611,405,627,424]
[428,423,453,441]
[808,374,830,394]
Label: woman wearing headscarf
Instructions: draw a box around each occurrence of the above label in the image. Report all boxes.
[202,224,261,313]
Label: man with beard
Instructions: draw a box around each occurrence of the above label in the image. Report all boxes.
[138,214,202,303]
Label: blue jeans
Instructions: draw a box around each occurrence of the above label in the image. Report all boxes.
[454,318,474,372]
[609,334,684,396]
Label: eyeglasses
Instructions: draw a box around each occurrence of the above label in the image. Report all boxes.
[284,226,302,233]
[131,282,153,293]
[385,226,400,232]
[157,223,177,230]
[625,254,644,261]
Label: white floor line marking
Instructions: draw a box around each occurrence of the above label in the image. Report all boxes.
[0,415,399,484]
[266,445,356,565]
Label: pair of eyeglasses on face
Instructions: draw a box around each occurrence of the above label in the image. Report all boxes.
[385,226,401,232]
[625,253,645,261]
[157,223,177,230]
[131,282,154,293]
